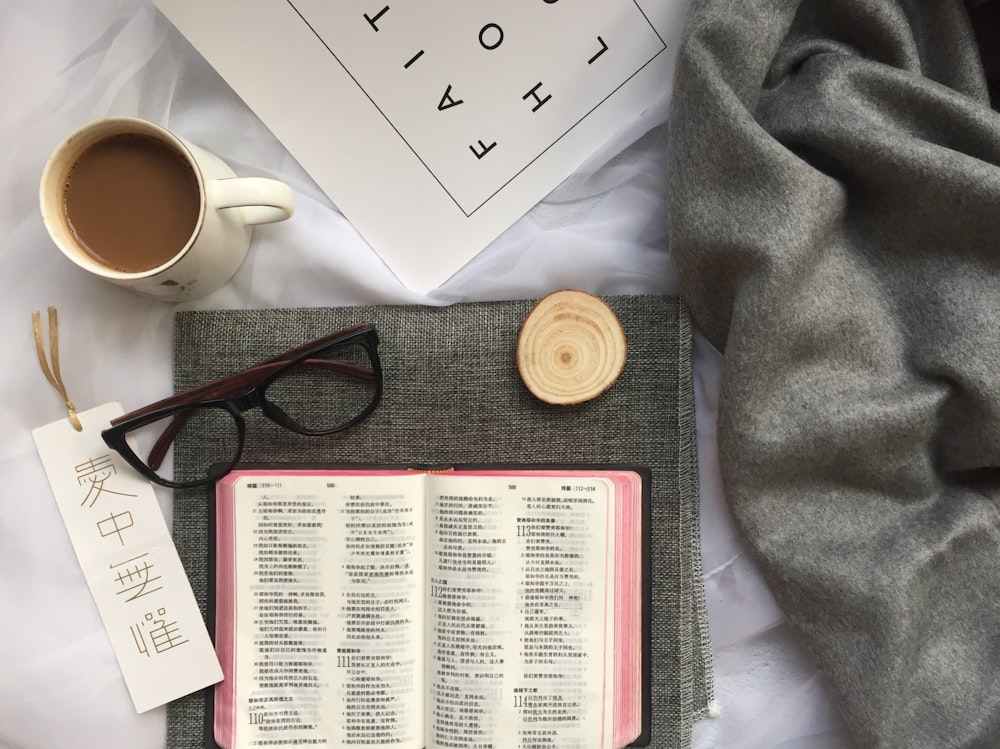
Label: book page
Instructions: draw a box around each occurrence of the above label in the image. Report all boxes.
[424,473,617,749]
[216,471,426,749]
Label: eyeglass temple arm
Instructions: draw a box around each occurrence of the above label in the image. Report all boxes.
[141,358,376,471]
[111,324,375,427]
[115,356,375,430]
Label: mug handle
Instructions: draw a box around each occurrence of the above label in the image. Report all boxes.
[208,177,295,225]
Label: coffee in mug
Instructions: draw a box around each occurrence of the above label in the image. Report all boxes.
[40,117,294,301]
[63,133,202,274]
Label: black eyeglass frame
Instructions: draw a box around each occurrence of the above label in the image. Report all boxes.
[101,323,382,489]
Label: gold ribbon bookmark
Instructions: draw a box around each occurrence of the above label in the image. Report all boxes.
[32,307,82,431]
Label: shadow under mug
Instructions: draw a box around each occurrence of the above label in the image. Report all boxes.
[39,116,294,302]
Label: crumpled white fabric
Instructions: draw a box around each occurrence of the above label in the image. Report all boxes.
[0,1,849,747]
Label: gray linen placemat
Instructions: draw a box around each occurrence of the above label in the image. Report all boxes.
[165,295,711,749]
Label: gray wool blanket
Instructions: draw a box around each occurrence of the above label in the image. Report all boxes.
[668,1,1000,746]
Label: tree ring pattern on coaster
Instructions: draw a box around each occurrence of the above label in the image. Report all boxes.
[516,289,627,405]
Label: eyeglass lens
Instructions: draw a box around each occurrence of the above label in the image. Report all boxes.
[120,338,379,486]
[264,340,378,433]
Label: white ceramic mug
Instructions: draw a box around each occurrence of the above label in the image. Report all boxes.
[39,116,294,301]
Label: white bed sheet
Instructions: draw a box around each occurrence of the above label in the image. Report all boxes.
[0,1,852,747]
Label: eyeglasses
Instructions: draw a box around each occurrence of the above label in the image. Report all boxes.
[102,324,382,489]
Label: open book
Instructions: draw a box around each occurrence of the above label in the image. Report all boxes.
[211,465,650,749]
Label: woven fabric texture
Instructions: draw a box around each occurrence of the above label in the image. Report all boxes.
[166,295,709,749]
[669,1,1000,745]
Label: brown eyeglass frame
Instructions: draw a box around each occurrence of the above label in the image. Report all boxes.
[101,324,382,488]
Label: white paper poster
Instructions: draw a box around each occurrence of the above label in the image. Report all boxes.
[152,0,685,291]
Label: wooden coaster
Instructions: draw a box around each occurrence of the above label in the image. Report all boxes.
[516,290,627,405]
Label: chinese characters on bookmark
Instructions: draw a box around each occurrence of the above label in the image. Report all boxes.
[32,402,223,713]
